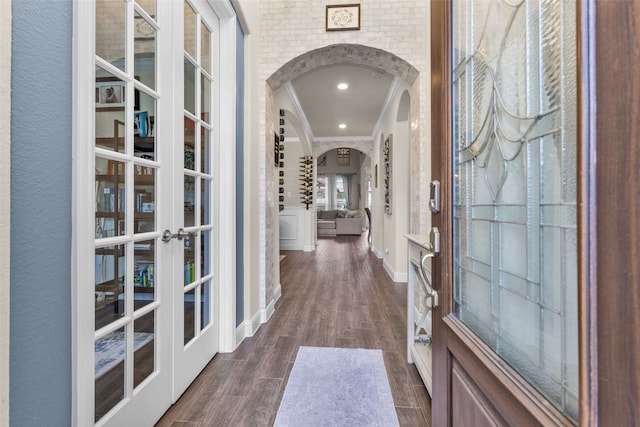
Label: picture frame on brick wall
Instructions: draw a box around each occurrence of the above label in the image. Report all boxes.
[326,4,360,31]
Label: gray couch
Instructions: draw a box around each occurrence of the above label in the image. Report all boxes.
[317,209,363,236]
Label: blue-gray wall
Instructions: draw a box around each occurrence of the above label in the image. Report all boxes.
[10,1,73,426]
[235,19,245,327]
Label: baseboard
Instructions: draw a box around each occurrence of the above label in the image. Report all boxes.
[372,245,384,258]
[303,245,314,252]
[383,258,408,283]
[260,284,282,323]
[234,308,262,347]
[236,284,283,346]
[235,323,246,347]
[279,242,303,251]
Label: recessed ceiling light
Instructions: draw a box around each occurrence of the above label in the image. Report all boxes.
[339,123,347,129]
[337,83,349,90]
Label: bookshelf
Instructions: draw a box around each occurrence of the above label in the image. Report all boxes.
[95,136,156,314]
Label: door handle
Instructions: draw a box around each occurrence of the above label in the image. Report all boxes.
[161,228,190,242]
[418,227,440,308]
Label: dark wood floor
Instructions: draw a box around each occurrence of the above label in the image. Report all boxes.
[156,234,432,426]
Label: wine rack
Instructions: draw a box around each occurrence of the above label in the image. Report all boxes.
[299,156,313,210]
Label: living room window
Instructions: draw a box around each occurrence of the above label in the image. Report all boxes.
[317,174,350,210]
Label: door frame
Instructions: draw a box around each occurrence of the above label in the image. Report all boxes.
[431,1,640,425]
[71,1,237,425]
[430,0,595,425]
[0,0,10,424]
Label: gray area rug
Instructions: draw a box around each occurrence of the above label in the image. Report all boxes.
[274,346,400,427]
[95,331,153,378]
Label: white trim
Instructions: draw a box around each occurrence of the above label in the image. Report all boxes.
[250,310,262,335]
[72,1,97,425]
[216,4,238,354]
[0,0,11,424]
[372,245,384,259]
[313,135,374,143]
[260,284,282,323]
[285,82,315,139]
[233,304,266,346]
[383,258,408,283]
[370,77,401,139]
[303,245,315,252]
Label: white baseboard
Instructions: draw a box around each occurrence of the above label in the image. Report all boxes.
[235,323,246,347]
[383,258,408,283]
[372,245,384,258]
[279,242,303,251]
[234,309,262,347]
[260,283,282,323]
[303,245,314,252]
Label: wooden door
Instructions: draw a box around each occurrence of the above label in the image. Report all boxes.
[430,1,640,425]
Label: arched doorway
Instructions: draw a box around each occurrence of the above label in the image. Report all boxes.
[261,44,421,313]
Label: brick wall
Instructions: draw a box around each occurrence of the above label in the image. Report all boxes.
[246,0,431,306]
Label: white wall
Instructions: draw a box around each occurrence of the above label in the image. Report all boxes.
[0,1,10,423]
[236,3,263,330]
[234,0,430,323]
[371,86,412,281]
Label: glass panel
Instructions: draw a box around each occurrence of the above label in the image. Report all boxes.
[135,167,155,233]
[200,126,210,174]
[95,327,125,423]
[184,59,196,114]
[201,75,211,124]
[184,175,196,227]
[96,0,125,70]
[184,0,197,59]
[201,178,211,225]
[95,244,126,330]
[184,117,196,170]
[95,158,126,237]
[135,0,156,21]
[451,0,577,421]
[184,232,196,286]
[134,239,155,309]
[134,93,156,159]
[134,12,156,90]
[201,21,211,74]
[95,68,125,153]
[184,289,196,345]
[201,281,211,330]
[133,310,155,388]
[201,229,211,277]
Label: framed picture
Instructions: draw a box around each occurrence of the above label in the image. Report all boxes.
[96,76,141,111]
[134,15,155,40]
[96,78,125,110]
[326,4,360,31]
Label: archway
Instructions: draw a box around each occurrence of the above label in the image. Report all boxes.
[261,44,421,317]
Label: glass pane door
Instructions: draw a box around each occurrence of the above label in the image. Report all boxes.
[172,0,219,399]
[451,0,578,421]
[181,0,215,348]
[94,0,164,424]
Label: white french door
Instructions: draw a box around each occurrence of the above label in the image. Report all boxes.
[170,0,221,400]
[75,1,226,425]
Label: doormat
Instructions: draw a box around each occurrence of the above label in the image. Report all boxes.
[274,346,399,426]
[95,331,154,379]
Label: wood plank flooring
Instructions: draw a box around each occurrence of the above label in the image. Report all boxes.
[156,235,432,426]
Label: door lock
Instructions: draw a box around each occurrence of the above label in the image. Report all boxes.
[429,180,441,213]
[162,228,187,242]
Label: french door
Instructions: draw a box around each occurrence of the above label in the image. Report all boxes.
[430,0,582,425]
[81,1,222,425]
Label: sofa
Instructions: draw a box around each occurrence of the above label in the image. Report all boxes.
[317,209,363,236]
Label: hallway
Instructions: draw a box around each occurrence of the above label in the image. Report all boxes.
[157,235,432,426]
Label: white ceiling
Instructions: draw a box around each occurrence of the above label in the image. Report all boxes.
[285,64,396,141]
